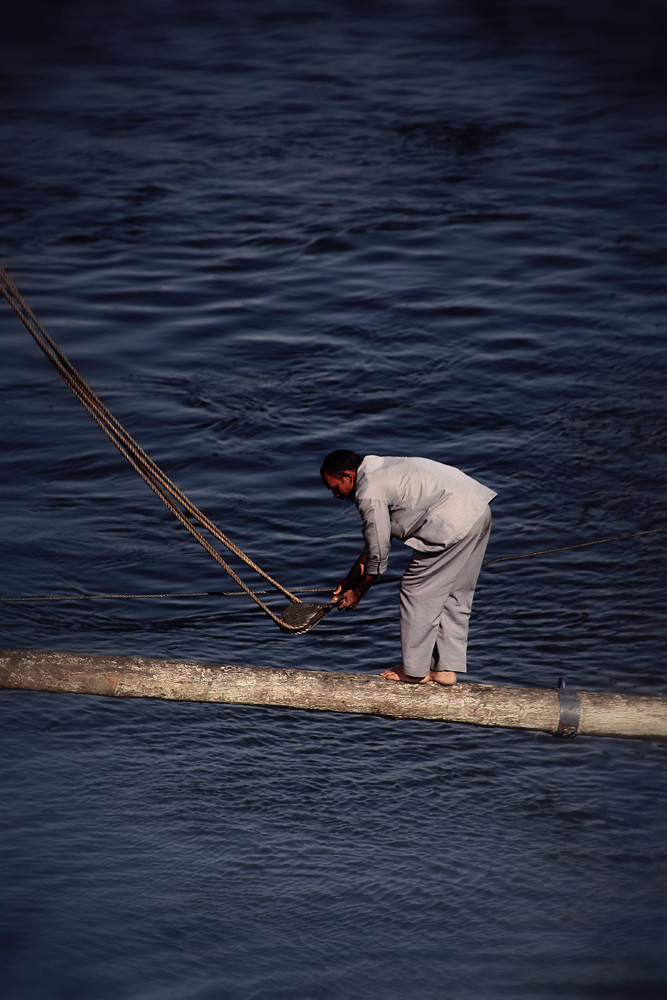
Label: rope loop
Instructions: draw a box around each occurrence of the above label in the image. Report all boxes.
[0,266,305,632]
[2,267,665,619]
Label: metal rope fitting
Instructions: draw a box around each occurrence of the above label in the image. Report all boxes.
[556,677,581,738]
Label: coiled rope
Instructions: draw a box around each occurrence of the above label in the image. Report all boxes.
[0,266,305,631]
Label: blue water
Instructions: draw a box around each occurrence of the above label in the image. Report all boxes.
[1,1,667,997]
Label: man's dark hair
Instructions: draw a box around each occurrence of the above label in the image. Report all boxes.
[320,450,363,479]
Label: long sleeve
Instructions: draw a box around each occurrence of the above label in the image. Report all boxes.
[356,497,392,575]
[353,455,496,571]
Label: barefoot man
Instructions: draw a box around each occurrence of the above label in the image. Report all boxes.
[320,451,496,685]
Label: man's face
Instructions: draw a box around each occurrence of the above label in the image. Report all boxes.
[322,469,356,500]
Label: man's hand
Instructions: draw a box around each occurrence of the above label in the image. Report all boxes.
[332,585,362,610]
[332,572,376,610]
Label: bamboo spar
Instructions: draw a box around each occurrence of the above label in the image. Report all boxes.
[1,648,666,742]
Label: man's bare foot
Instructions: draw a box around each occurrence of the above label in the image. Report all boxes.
[430,669,457,686]
[381,667,428,684]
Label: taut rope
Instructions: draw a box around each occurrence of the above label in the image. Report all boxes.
[1,529,664,604]
[0,266,304,631]
[481,527,666,565]
[2,267,664,614]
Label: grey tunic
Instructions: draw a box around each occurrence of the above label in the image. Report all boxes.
[354,455,496,676]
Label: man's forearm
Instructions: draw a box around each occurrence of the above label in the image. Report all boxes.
[353,572,376,599]
[340,551,368,590]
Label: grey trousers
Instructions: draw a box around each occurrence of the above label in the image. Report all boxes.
[399,506,492,678]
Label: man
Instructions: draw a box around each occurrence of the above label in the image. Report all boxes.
[320,450,496,685]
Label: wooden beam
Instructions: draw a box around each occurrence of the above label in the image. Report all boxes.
[1,648,665,742]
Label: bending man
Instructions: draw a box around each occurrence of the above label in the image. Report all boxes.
[320,451,496,685]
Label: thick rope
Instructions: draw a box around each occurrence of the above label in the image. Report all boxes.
[0,266,304,631]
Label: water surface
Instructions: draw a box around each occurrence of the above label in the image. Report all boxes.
[1,2,666,998]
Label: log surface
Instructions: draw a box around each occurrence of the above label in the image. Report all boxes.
[1,648,666,742]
